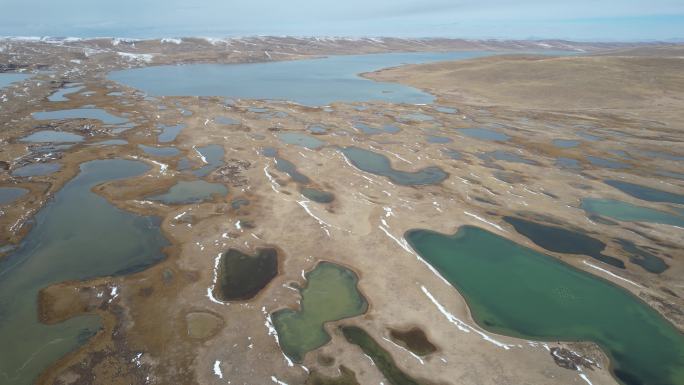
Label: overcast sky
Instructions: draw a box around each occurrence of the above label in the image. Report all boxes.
[1,0,683,41]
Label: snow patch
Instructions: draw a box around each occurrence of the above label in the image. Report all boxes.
[213,360,223,379]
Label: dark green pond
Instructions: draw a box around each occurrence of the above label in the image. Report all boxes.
[605,180,684,205]
[272,262,367,362]
[389,327,437,356]
[405,226,684,385]
[504,217,625,268]
[342,326,424,385]
[616,239,669,274]
[300,187,335,204]
[341,147,447,186]
[214,248,278,301]
[0,159,168,385]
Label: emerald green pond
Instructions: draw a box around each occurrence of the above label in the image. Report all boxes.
[0,159,168,385]
[405,226,684,385]
[272,262,367,362]
[581,198,684,227]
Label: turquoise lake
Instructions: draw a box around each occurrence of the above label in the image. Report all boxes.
[406,226,684,385]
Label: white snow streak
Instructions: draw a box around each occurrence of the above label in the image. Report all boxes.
[421,285,512,349]
[582,260,642,288]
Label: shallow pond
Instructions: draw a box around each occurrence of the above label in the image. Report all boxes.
[425,135,452,144]
[586,156,629,170]
[434,106,457,114]
[89,139,128,146]
[342,147,447,186]
[138,144,181,157]
[108,51,494,106]
[20,130,84,143]
[214,248,278,301]
[278,132,326,149]
[48,84,84,102]
[262,147,278,158]
[605,180,684,205]
[555,157,581,170]
[148,180,227,204]
[12,162,61,177]
[442,148,463,160]
[552,139,580,148]
[300,187,335,203]
[0,73,30,89]
[32,108,128,125]
[0,159,168,385]
[405,226,684,385]
[657,170,684,180]
[640,150,684,162]
[581,198,684,227]
[214,116,240,125]
[615,239,669,274]
[353,122,383,135]
[272,262,367,362]
[504,217,624,268]
[192,144,225,177]
[457,128,510,142]
[400,113,435,122]
[308,124,328,134]
[0,187,28,205]
[157,123,186,143]
[383,124,401,134]
[480,150,537,165]
[275,157,310,184]
[578,132,602,142]
[230,198,250,210]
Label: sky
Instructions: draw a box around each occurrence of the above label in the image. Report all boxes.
[1,0,683,41]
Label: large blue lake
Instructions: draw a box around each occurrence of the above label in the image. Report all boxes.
[108,51,496,105]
